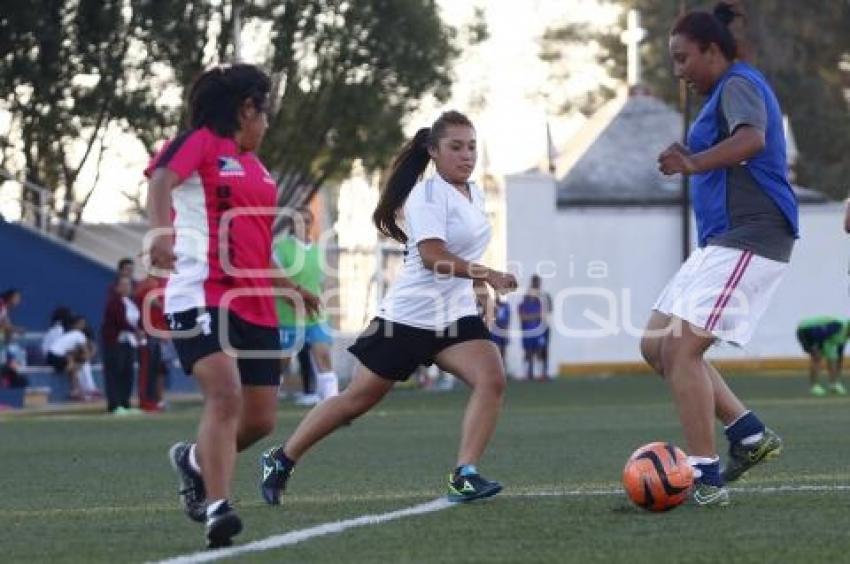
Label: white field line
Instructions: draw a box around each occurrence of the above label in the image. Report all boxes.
[153,498,454,564]
[153,484,850,564]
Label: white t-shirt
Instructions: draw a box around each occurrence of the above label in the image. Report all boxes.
[41,323,65,355]
[378,174,492,329]
[48,329,87,356]
[120,297,141,346]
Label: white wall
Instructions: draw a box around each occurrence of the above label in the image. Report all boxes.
[505,171,847,373]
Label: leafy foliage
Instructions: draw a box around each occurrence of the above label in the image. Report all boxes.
[0,0,459,232]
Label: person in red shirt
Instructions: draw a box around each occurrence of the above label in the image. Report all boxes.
[101,276,141,412]
[145,63,319,548]
[135,275,168,411]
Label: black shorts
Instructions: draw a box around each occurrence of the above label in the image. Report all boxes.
[348,315,490,382]
[46,352,68,373]
[165,307,281,387]
[796,322,842,355]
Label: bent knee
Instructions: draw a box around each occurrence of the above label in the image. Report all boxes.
[473,371,506,397]
[640,338,665,377]
[206,388,243,419]
[242,417,276,444]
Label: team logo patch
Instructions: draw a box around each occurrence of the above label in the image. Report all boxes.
[218,156,245,177]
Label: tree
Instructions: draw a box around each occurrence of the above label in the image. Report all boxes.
[0,0,169,236]
[258,0,458,210]
[540,0,850,198]
[0,0,460,234]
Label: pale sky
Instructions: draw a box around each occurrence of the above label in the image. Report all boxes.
[424,0,617,177]
[1,0,619,223]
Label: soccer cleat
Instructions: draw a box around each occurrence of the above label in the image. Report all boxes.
[260,447,294,505]
[692,481,730,507]
[168,442,207,523]
[205,500,242,549]
[447,470,503,503]
[830,382,847,396]
[810,384,827,397]
[721,427,783,483]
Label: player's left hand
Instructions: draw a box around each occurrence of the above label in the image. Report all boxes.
[658,143,696,175]
[298,287,323,317]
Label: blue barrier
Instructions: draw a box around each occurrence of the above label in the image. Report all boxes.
[0,387,25,408]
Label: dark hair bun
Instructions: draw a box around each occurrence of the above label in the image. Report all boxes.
[713,2,737,26]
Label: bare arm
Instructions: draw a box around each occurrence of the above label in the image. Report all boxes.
[145,168,181,272]
[417,239,517,294]
[658,126,765,176]
[268,261,322,317]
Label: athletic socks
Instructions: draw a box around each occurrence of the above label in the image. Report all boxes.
[317,371,339,400]
[455,464,478,477]
[687,455,723,487]
[274,448,296,470]
[724,410,765,446]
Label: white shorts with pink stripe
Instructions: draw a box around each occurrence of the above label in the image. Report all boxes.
[652,245,788,346]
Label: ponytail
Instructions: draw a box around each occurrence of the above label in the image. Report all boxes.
[373,128,432,243]
[373,110,474,243]
[671,1,739,62]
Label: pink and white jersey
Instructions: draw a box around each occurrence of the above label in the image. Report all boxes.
[145,127,278,328]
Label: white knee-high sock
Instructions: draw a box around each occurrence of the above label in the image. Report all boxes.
[79,362,97,393]
[317,371,339,400]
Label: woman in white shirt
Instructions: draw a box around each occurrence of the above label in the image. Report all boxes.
[46,315,90,400]
[41,307,72,358]
[261,111,518,504]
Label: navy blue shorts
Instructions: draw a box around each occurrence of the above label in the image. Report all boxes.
[796,322,842,355]
[522,329,549,352]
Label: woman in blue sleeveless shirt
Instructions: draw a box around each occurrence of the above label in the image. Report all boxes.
[641,2,798,507]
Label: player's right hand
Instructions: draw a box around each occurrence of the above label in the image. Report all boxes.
[486,270,518,295]
[146,234,177,274]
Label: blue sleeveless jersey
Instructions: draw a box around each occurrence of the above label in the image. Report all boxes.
[687,62,799,247]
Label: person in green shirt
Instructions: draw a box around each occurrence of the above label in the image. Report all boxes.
[273,207,338,403]
[796,316,850,396]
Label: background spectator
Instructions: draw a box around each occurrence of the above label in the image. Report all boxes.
[796,316,849,396]
[41,306,73,359]
[0,288,24,364]
[117,257,135,281]
[134,275,168,412]
[46,315,89,400]
[101,275,141,414]
[518,275,553,380]
[273,207,339,404]
[491,295,511,374]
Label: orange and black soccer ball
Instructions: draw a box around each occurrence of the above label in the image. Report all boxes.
[622,442,694,512]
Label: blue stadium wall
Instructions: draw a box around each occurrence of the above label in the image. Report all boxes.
[0,219,115,334]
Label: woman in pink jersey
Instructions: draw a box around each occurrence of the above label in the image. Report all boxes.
[145,64,319,548]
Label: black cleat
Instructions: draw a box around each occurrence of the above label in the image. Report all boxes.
[168,442,207,523]
[722,427,783,483]
[260,447,294,505]
[205,500,242,549]
[447,468,503,503]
